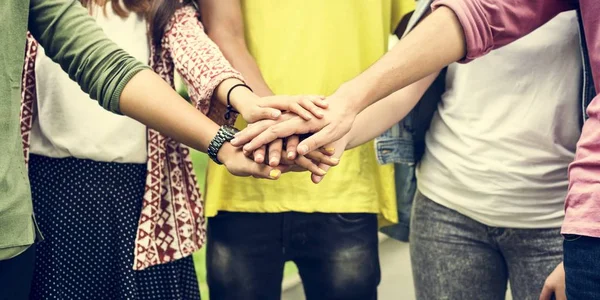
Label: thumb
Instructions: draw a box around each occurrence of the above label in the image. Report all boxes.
[297,126,333,156]
[538,285,553,300]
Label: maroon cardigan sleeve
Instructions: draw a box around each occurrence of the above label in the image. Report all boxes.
[432,0,577,62]
[163,6,245,124]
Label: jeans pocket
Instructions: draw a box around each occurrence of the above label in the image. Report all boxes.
[563,234,583,242]
[336,213,371,223]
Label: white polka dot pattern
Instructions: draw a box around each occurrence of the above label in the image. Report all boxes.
[28,154,201,300]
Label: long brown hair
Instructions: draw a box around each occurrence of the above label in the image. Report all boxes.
[79,0,150,17]
[147,0,196,47]
[80,0,195,46]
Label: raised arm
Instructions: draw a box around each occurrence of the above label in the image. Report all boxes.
[200,0,273,97]
[346,71,438,149]
[233,0,577,155]
[28,0,282,179]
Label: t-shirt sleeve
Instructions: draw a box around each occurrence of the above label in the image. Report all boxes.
[391,0,416,34]
[432,0,577,62]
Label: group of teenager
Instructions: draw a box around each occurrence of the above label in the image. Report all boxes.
[0,0,598,300]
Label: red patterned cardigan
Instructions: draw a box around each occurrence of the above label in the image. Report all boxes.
[20,6,243,270]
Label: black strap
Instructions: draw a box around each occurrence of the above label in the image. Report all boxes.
[225,83,253,120]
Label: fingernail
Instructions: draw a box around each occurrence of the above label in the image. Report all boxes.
[271,110,281,118]
[287,152,294,159]
[269,169,281,179]
[318,168,327,175]
[269,157,277,165]
[255,154,264,161]
[243,144,252,151]
[314,176,323,183]
[331,158,340,163]
[298,145,309,155]
[325,147,335,154]
[231,138,239,145]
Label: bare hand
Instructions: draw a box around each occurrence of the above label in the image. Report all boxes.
[539,262,566,300]
[237,95,328,123]
[310,138,347,184]
[231,92,359,155]
[218,143,288,179]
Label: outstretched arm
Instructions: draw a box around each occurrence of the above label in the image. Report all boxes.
[29,0,283,179]
[345,72,438,149]
[232,0,576,154]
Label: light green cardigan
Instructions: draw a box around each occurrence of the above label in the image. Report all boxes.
[0,0,148,260]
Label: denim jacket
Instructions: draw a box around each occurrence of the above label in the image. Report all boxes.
[376,3,596,242]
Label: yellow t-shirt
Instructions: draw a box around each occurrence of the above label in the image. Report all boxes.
[205,0,415,225]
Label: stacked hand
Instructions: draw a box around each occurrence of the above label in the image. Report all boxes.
[228,90,361,182]
[218,93,345,181]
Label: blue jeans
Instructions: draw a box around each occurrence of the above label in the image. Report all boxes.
[206,212,380,300]
[564,235,600,299]
[410,191,563,300]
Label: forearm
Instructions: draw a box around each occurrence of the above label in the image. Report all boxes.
[213,78,260,109]
[120,70,219,152]
[211,37,274,97]
[337,7,464,115]
[346,71,438,149]
[201,0,273,97]
[337,0,575,115]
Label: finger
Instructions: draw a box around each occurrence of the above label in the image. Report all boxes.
[289,102,315,121]
[247,107,281,123]
[555,287,566,300]
[231,119,277,146]
[305,151,340,167]
[242,118,309,153]
[253,146,266,164]
[539,286,553,300]
[310,95,329,109]
[296,125,337,155]
[295,156,326,176]
[285,136,300,160]
[268,139,283,167]
[245,160,283,180]
[242,148,252,157]
[311,159,336,183]
[297,96,327,118]
[261,96,326,119]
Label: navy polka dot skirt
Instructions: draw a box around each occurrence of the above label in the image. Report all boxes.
[28,154,201,300]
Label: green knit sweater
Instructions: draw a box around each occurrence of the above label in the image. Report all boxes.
[0,0,148,260]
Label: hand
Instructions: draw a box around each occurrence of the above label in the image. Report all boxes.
[235,95,328,123]
[250,136,339,176]
[310,137,347,184]
[217,143,287,179]
[231,90,360,155]
[540,262,566,300]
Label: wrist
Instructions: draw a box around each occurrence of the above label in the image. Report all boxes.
[229,85,259,116]
[216,142,236,166]
[334,81,367,115]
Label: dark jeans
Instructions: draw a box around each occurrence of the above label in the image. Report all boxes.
[410,191,563,300]
[564,235,600,299]
[206,212,380,300]
[0,244,35,300]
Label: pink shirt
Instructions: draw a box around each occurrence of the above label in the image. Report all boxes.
[432,0,600,237]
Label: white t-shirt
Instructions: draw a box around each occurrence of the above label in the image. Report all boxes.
[416,11,581,228]
[30,3,149,163]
